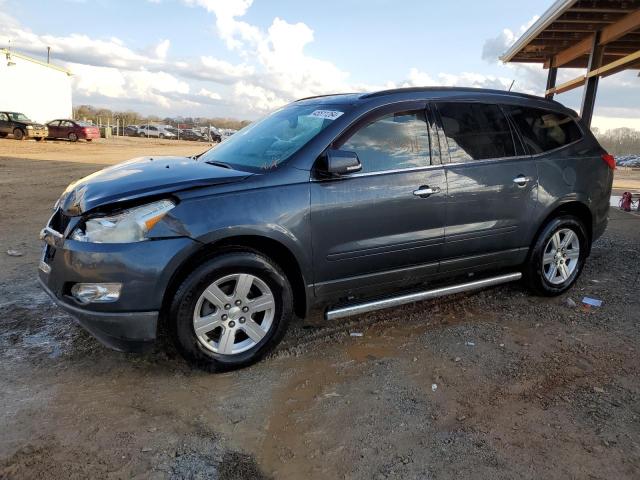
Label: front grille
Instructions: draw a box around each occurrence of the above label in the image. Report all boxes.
[49,208,71,235]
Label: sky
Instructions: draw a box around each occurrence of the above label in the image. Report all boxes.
[1,0,639,131]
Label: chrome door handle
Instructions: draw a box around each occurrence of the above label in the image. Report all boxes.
[513,175,530,186]
[413,186,440,197]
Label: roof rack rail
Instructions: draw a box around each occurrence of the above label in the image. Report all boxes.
[295,93,356,102]
[358,86,547,101]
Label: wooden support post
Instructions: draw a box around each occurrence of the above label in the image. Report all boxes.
[580,32,604,128]
[545,67,558,99]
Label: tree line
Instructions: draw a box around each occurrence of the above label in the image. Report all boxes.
[592,127,640,156]
[72,105,252,131]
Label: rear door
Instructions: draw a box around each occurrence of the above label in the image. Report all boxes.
[59,120,73,138]
[310,102,447,298]
[47,120,60,138]
[434,101,538,272]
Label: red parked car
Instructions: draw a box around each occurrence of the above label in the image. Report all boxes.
[46,119,100,142]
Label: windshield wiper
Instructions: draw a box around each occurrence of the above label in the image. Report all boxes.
[205,160,233,169]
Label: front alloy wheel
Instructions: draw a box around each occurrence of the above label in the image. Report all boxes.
[193,273,275,355]
[170,251,293,372]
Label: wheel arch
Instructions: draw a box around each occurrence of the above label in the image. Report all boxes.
[161,235,309,322]
[532,200,594,255]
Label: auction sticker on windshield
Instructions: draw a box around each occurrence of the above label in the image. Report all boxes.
[308,110,344,120]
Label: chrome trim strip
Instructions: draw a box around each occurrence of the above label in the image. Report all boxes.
[325,272,522,320]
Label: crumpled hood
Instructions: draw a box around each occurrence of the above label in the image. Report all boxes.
[58,156,251,215]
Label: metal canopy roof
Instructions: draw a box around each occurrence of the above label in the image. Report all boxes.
[501,0,640,69]
[500,0,640,126]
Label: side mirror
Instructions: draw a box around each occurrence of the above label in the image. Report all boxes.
[319,149,362,176]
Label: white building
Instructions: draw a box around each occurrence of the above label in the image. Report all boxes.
[0,48,72,123]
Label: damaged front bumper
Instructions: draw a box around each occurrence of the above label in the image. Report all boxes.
[38,213,199,352]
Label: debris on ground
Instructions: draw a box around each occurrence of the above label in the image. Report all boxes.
[582,297,603,308]
[431,384,438,392]
[350,332,363,337]
[6,249,23,257]
[565,297,578,308]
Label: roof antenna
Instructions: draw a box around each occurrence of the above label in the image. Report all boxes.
[508,80,515,92]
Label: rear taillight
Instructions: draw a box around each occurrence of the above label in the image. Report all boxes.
[601,153,616,170]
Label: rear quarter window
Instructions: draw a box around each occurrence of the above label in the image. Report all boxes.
[505,106,583,155]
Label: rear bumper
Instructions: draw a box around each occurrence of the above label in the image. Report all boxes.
[38,277,157,352]
[81,130,101,139]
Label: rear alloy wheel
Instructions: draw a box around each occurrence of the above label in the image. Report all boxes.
[170,251,293,372]
[525,216,588,296]
[13,128,24,140]
[68,132,78,142]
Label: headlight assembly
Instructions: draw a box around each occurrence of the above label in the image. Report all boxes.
[71,199,175,243]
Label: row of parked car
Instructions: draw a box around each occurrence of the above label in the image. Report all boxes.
[0,111,99,142]
[0,110,233,143]
[615,154,640,168]
[123,124,226,142]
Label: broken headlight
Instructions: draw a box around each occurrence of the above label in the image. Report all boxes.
[71,199,175,243]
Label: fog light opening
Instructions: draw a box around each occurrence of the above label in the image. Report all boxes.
[71,283,122,304]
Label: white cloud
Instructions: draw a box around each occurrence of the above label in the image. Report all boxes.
[197,87,222,101]
[482,15,539,63]
[183,0,260,51]
[155,39,170,60]
[69,63,190,108]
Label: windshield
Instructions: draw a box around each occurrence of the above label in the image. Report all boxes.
[199,104,348,172]
[9,113,31,122]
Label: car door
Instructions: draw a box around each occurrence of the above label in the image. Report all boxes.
[310,102,447,299]
[0,113,10,135]
[46,120,60,138]
[59,120,75,138]
[433,101,538,272]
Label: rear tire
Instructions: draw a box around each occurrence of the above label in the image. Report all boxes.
[35,137,43,142]
[524,215,589,296]
[169,251,293,372]
[13,128,24,140]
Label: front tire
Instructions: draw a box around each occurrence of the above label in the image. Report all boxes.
[68,132,78,142]
[525,215,588,296]
[169,251,293,372]
[13,128,24,140]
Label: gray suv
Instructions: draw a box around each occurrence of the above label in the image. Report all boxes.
[39,87,614,371]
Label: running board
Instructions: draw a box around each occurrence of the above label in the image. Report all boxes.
[325,272,522,321]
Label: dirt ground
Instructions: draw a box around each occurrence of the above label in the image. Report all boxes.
[612,168,640,195]
[1,137,639,479]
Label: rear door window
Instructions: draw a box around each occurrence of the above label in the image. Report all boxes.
[341,110,431,173]
[504,106,582,154]
[436,102,516,162]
